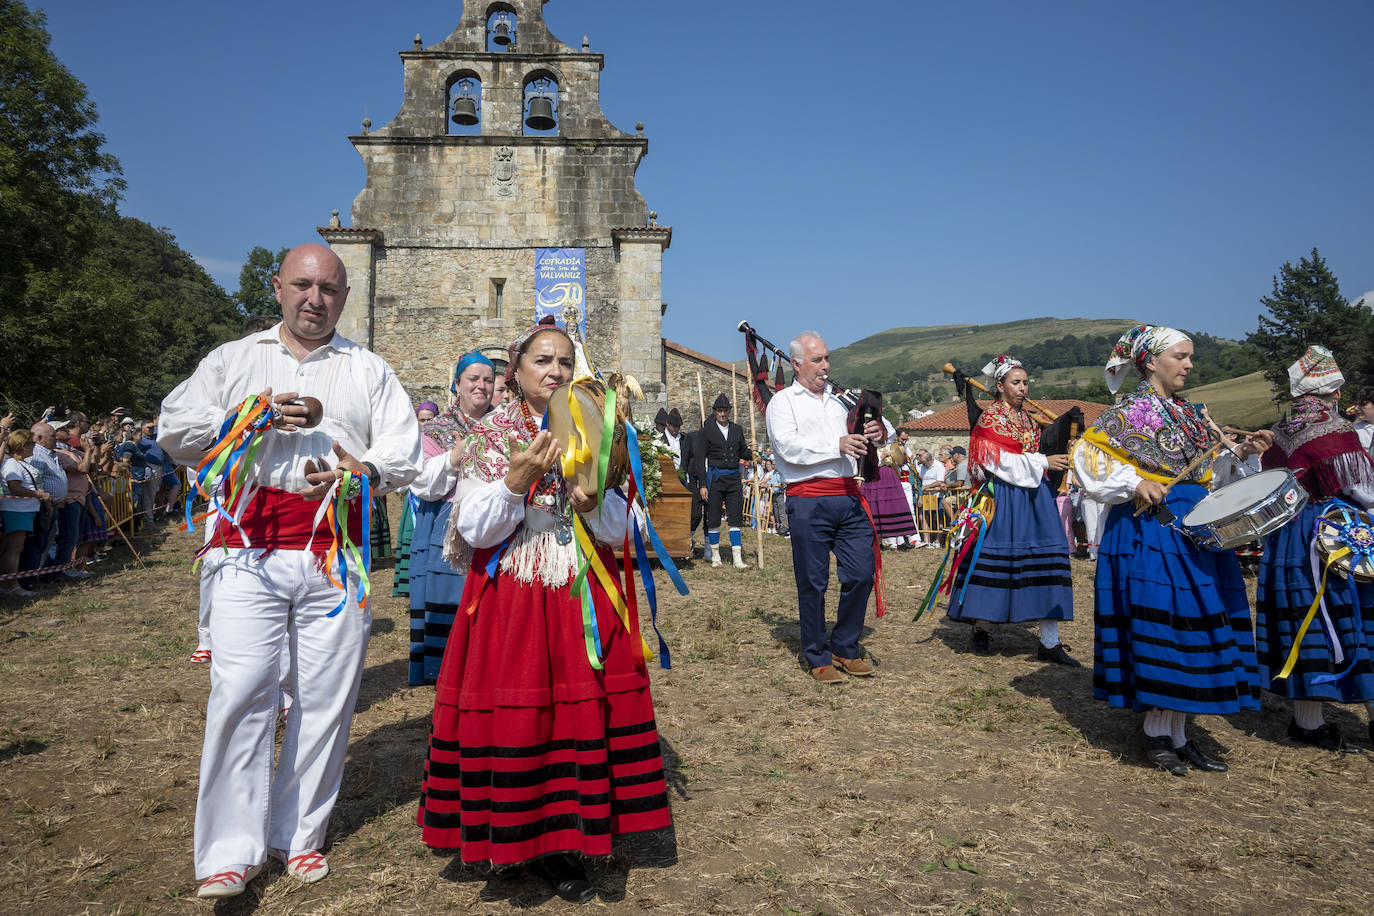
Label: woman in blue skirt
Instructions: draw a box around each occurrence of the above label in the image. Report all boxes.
[1256,345,1374,751]
[407,354,496,686]
[947,355,1078,666]
[1075,325,1267,776]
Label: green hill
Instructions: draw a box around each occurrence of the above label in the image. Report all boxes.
[831,317,1137,379]
[1186,371,1281,430]
[822,317,1264,424]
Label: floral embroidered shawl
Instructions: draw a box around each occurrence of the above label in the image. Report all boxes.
[440,400,579,586]
[1082,379,1215,484]
[968,398,1040,485]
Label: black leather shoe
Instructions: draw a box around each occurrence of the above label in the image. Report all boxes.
[1144,735,1187,776]
[1036,643,1082,668]
[1176,740,1227,772]
[971,627,992,655]
[1287,719,1350,752]
[532,854,594,903]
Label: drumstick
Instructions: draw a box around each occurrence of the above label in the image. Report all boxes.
[1222,425,1259,438]
[1133,440,1225,517]
[941,363,1058,425]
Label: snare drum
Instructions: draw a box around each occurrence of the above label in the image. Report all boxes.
[1179,469,1307,550]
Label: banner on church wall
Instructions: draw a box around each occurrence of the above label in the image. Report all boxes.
[534,248,586,340]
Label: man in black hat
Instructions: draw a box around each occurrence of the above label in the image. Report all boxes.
[652,407,668,438]
[654,408,686,471]
[694,394,751,568]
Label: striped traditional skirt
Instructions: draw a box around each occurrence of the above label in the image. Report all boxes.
[1256,501,1374,703]
[1093,483,1260,714]
[408,498,464,686]
[417,546,671,864]
[860,465,917,538]
[370,494,392,560]
[947,478,1073,624]
[391,495,416,599]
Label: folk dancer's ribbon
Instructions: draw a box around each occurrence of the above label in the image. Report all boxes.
[184,395,277,557]
[916,484,995,621]
[303,470,372,617]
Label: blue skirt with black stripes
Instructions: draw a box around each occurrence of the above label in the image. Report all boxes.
[947,477,1073,624]
[408,498,466,687]
[1093,483,1260,714]
[1256,501,1374,703]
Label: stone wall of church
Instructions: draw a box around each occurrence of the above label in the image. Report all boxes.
[663,348,766,445]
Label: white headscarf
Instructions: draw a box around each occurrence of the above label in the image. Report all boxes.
[1287,345,1344,398]
[981,355,1024,383]
[1104,324,1191,394]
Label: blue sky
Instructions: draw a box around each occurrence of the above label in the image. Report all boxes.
[35,0,1374,362]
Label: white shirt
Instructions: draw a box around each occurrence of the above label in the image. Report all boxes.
[663,429,683,467]
[1,457,40,512]
[158,325,422,494]
[765,381,856,484]
[1355,420,1374,454]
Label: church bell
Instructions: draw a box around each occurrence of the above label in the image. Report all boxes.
[451,95,478,126]
[525,96,555,130]
[492,21,512,45]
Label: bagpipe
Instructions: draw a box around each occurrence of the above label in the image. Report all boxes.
[943,362,1084,494]
[738,321,884,480]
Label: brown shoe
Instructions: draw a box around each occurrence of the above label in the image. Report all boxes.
[833,655,875,676]
[810,665,843,684]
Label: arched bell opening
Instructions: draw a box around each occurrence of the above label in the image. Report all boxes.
[446,73,482,136]
[522,74,559,136]
[486,5,517,52]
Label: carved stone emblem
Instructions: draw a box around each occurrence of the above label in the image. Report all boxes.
[492,146,517,198]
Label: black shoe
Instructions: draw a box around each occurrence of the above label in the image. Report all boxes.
[1287,719,1347,752]
[1144,735,1187,776]
[1175,740,1228,772]
[532,854,594,903]
[1036,643,1082,668]
[971,628,992,655]
[896,541,915,551]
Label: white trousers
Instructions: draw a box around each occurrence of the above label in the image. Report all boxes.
[193,548,370,877]
[197,562,292,701]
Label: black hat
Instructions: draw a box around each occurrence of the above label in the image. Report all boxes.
[654,407,669,425]
[950,446,967,456]
[667,408,683,427]
[712,393,731,410]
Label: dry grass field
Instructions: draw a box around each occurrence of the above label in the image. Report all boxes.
[2,511,1372,915]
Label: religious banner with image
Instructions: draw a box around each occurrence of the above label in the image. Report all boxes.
[534,248,587,339]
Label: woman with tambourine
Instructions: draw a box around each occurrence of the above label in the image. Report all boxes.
[1074,325,1266,776]
[1256,345,1374,752]
[416,318,671,902]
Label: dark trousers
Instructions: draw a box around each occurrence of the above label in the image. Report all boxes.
[788,493,875,669]
[54,502,82,568]
[689,485,703,533]
[706,472,744,528]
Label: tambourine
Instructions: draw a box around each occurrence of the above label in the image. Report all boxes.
[878,441,908,471]
[544,379,630,496]
[1315,504,1374,581]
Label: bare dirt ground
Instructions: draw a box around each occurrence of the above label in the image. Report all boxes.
[3,512,1373,915]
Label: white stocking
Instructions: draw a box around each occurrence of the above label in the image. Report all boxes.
[1169,711,1189,749]
[1039,620,1059,648]
[1293,700,1325,730]
[1143,708,1170,738]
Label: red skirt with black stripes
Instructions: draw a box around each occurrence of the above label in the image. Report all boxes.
[417,544,672,864]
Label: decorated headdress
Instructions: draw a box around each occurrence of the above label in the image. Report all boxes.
[1104,324,1191,394]
[981,355,1023,383]
[1288,345,1344,398]
[451,351,494,394]
[505,316,567,382]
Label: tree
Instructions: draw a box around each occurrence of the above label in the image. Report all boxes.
[0,0,123,301]
[234,245,289,317]
[1247,248,1374,397]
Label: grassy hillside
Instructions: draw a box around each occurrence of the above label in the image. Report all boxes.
[831,317,1138,378]
[1186,370,1281,430]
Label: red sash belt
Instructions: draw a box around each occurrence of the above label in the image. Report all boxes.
[211,486,361,555]
[784,476,886,617]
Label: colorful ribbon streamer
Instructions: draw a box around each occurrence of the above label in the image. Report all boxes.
[304,470,373,617]
[184,395,278,551]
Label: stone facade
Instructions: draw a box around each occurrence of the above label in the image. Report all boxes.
[663,341,767,447]
[321,0,671,410]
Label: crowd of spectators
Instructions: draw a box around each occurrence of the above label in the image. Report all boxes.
[0,405,179,597]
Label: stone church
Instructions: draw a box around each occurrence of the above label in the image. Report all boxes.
[318,0,759,432]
